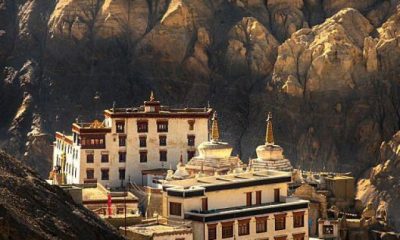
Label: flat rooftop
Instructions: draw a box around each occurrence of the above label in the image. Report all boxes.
[125,223,192,237]
[165,170,292,189]
[82,183,137,203]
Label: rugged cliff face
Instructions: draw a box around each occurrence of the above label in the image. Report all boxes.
[357,131,400,232]
[0,151,124,239]
[0,0,400,182]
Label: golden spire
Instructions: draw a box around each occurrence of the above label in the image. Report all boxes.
[211,111,220,142]
[266,112,274,145]
[150,91,155,101]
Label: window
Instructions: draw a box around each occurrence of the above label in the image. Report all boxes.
[119,136,126,147]
[169,202,181,216]
[101,154,109,163]
[275,214,286,230]
[157,121,168,132]
[159,135,167,146]
[119,168,125,180]
[101,169,109,180]
[323,225,334,235]
[238,220,250,236]
[222,222,233,238]
[274,188,280,202]
[139,136,146,148]
[256,217,268,233]
[293,233,305,240]
[137,121,148,133]
[202,198,208,211]
[86,169,94,179]
[274,236,287,240]
[116,121,125,133]
[81,135,105,149]
[160,151,167,162]
[187,150,195,160]
[87,154,94,163]
[188,120,195,130]
[246,192,252,206]
[293,211,305,228]
[256,190,262,204]
[208,225,216,240]
[119,152,126,162]
[140,151,147,163]
[187,135,195,146]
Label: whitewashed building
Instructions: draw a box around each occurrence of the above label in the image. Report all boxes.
[162,170,309,240]
[53,93,212,187]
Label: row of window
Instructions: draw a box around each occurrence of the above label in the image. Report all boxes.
[86,150,196,164]
[86,168,125,180]
[118,135,196,147]
[207,214,305,239]
[81,135,106,149]
[245,188,280,207]
[116,120,195,134]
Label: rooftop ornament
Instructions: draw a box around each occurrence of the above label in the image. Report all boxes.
[266,112,274,145]
[211,111,220,142]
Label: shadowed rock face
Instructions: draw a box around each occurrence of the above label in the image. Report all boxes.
[0,1,400,190]
[0,151,124,240]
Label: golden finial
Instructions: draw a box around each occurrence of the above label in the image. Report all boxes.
[266,112,274,145]
[179,152,184,166]
[150,91,155,101]
[211,111,220,142]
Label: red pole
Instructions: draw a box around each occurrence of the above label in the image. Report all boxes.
[107,193,112,217]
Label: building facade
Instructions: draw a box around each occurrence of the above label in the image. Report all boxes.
[162,170,309,240]
[53,93,212,187]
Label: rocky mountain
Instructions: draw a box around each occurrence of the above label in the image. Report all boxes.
[0,150,124,239]
[0,0,400,188]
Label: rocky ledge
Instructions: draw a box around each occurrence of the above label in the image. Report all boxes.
[0,150,124,240]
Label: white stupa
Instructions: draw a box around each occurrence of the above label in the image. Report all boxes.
[185,111,244,176]
[172,154,190,180]
[252,112,293,172]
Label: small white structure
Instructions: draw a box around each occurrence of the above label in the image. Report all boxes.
[52,93,212,188]
[252,113,293,172]
[162,170,309,240]
[185,112,244,176]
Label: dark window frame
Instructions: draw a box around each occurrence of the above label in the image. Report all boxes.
[86,169,94,179]
[256,218,268,233]
[187,135,195,146]
[140,151,147,163]
[139,136,147,148]
[101,169,109,180]
[160,150,167,162]
[159,135,167,146]
[157,121,168,132]
[169,202,181,216]
[87,154,94,163]
[293,212,305,228]
[275,214,286,231]
[222,223,233,239]
[116,120,125,133]
[119,136,126,147]
[119,168,125,180]
[137,121,148,133]
[208,225,217,240]
[101,154,109,163]
[119,152,126,162]
[238,221,250,236]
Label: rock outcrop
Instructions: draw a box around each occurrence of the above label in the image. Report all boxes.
[357,131,400,232]
[0,150,124,239]
[273,8,374,96]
